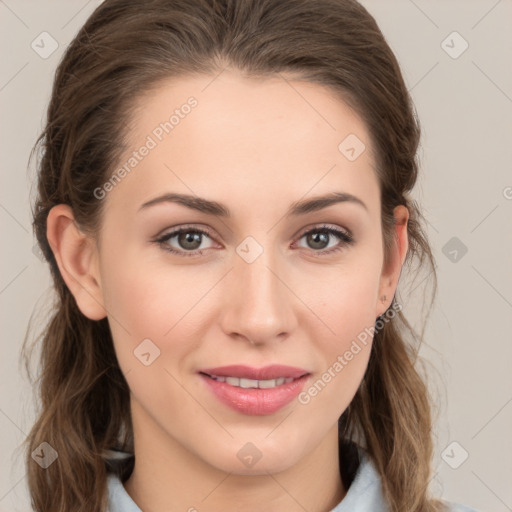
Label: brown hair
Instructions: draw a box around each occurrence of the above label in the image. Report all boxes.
[22,0,443,511]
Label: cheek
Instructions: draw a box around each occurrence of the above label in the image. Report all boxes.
[306,249,383,339]
[325,275,380,340]
[102,265,200,428]
[297,286,376,425]
[295,253,382,414]
[100,253,215,377]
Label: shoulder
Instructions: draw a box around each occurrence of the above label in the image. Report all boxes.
[106,473,141,512]
[331,444,481,512]
[103,448,139,512]
[329,447,389,511]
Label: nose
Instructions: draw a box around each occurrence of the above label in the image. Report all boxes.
[219,249,297,347]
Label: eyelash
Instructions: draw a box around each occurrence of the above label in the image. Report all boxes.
[154,224,354,258]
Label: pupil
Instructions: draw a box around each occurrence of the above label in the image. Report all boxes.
[179,232,202,250]
[308,232,328,250]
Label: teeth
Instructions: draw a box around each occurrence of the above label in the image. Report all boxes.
[258,378,279,388]
[239,378,259,388]
[225,376,239,386]
[209,375,295,388]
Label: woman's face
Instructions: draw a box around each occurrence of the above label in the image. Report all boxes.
[89,70,406,474]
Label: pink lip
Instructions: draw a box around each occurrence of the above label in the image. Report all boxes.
[198,365,310,416]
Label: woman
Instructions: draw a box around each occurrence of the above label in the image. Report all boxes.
[22,0,479,511]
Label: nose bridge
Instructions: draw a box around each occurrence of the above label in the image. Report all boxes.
[222,243,295,344]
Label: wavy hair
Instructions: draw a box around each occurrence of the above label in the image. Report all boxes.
[22,0,443,510]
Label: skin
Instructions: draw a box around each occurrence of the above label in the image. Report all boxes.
[47,69,408,512]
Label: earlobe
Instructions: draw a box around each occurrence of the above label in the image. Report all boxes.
[46,204,107,320]
[376,205,409,317]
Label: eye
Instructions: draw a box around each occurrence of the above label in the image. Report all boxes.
[153,223,354,258]
[294,224,354,255]
[154,226,216,257]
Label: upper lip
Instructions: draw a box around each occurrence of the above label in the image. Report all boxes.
[199,364,309,380]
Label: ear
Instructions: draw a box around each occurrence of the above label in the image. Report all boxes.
[46,204,106,320]
[376,205,409,318]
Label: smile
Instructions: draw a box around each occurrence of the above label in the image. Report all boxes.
[198,364,310,415]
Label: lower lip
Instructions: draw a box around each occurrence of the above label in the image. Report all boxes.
[200,374,309,415]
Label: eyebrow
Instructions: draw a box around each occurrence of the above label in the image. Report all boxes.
[138,191,368,217]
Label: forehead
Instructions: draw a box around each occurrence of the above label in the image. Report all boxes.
[109,70,380,219]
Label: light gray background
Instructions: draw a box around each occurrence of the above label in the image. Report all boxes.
[1,1,511,511]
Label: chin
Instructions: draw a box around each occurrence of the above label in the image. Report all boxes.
[199,436,304,476]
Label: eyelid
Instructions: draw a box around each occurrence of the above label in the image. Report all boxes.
[295,223,352,240]
[154,223,215,241]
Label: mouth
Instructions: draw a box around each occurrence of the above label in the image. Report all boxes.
[198,364,310,415]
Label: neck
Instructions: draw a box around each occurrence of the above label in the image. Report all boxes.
[123,399,346,512]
